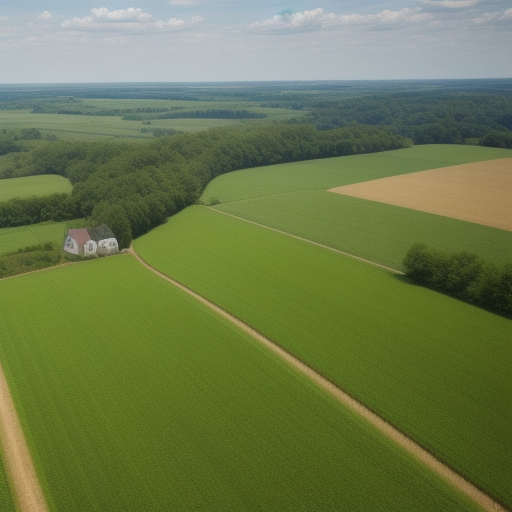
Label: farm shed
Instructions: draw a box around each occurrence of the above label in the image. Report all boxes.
[88,224,119,255]
[63,225,118,256]
[63,228,91,255]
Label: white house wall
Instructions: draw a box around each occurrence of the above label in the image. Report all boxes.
[97,238,119,255]
[84,240,97,256]
[63,236,79,255]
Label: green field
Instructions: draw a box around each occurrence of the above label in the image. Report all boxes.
[200,145,512,269]
[0,256,480,512]
[0,456,15,512]
[0,175,72,203]
[0,221,67,254]
[134,206,512,509]
[0,102,305,140]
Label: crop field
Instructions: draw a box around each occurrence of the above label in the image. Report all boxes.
[201,145,512,269]
[133,206,512,509]
[0,103,304,140]
[0,221,67,254]
[0,456,15,512]
[0,256,480,512]
[0,175,72,202]
[329,158,512,231]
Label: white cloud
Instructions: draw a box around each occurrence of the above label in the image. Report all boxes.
[61,9,204,32]
[423,0,480,8]
[0,16,10,21]
[249,7,433,33]
[91,7,152,21]
[38,11,53,20]
[472,7,512,23]
[168,0,199,5]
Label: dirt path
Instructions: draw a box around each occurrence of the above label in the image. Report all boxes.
[0,363,49,512]
[130,246,508,512]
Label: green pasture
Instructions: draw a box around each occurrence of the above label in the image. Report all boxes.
[0,256,479,512]
[0,221,66,254]
[200,144,512,269]
[200,145,512,203]
[0,102,304,140]
[215,191,512,269]
[134,206,512,509]
[0,456,15,512]
[0,175,72,202]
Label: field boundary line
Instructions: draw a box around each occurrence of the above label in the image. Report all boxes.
[129,246,507,512]
[0,363,49,512]
[208,206,403,274]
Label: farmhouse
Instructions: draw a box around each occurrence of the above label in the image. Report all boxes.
[63,224,118,256]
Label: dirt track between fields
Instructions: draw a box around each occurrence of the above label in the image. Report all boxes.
[129,246,508,512]
[329,158,512,231]
[0,363,49,512]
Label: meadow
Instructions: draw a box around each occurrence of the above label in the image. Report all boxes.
[0,255,480,512]
[0,101,304,140]
[201,145,512,269]
[0,456,15,512]
[0,175,72,203]
[0,221,67,255]
[133,206,512,509]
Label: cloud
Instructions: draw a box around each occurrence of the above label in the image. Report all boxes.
[472,7,512,23]
[38,11,53,20]
[423,0,480,8]
[0,16,10,21]
[249,7,433,33]
[61,7,203,32]
[91,7,152,21]
[168,0,199,5]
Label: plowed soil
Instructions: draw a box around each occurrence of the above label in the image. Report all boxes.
[328,158,512,231]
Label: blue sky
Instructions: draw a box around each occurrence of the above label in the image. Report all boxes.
[1,1,511,83]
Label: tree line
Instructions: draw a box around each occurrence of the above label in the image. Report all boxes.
[299,93,512,147]
[403,243,511,318]
[0,124,411,247]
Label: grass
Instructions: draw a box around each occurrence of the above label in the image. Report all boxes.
[200,144,512,269]
[214,191,512,269]
[0,255,480,512]
[0,102,305,140]
[0,175,72,202]
[0,221,67,255]
[134,205,512,509]
[0,456,15,512]
[200,145,512,203]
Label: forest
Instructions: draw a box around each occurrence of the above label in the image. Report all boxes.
[1,79,511,252]
[0,124,411,246]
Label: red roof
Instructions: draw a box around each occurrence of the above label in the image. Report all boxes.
[68,228,91,248]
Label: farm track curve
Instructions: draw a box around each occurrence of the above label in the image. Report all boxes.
[0,363,49,512]
[130,244,508,512]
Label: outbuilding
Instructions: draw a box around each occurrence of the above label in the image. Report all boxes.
[63,228,91,255]
[88,224,119,255]
[63,224,118,256]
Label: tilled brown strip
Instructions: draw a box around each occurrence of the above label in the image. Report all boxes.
[130,246,508,512]
[0,363,49,512]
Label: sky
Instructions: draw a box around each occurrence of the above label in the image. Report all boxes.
[0,0,511,83]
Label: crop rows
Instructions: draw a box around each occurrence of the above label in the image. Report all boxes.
[134,206,512,509]
[0,255,481,511]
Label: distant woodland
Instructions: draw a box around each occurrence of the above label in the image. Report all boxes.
[1,80,511,248]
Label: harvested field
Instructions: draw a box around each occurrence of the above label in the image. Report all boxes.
[328,158,512,231]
